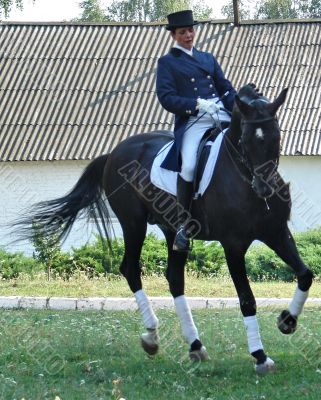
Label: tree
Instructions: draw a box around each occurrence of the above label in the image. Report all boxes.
[296,0,321,17]
[221,0,255,20]
[74,0,108,22]
[0,0,24,18]
[221,0,321,20]
[105,0,212,22]
[255,0,298,19]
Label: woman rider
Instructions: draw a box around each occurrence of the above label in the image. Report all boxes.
[156,9,236,252]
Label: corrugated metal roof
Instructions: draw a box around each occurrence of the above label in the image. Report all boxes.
[0,20,320,161]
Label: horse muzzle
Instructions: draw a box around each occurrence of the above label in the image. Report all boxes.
[252,175,275,199]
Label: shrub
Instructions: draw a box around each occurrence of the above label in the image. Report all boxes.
[245,243,294,281]
[0,248,41,279]
[1,227,321,281]
[32,222,62,280]
[245,227,321,281]
[140,233,168,275]
[71,237,124,276]
[187,240,226,276]
[294,228,321,277]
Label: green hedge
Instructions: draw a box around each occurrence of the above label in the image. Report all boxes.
[0,249,42,279]
[1,227,321,281]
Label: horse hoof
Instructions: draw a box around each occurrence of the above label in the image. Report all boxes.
[189,346,209,362]
[141,329,159,356]
[277,310,297,334]
[255,357,276,375]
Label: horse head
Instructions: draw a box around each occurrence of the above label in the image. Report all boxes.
[234,85,288,199]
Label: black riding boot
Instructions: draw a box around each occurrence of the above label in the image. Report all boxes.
[173,175,194,252]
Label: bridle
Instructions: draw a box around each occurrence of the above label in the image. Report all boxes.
[239,114,280,171]
[224,114,281,206]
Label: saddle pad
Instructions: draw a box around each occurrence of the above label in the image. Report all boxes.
[150,130,226,197]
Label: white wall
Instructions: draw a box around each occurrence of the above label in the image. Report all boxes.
[0,160,161,255]
[0,156,320,255]
[0,160,94,255]
[279,156,321,231]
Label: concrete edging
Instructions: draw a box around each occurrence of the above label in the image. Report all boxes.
[1,296,321,311]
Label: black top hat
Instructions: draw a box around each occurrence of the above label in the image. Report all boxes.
[166,10,198,31]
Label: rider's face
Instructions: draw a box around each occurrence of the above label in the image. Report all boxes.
[171,26,195,50]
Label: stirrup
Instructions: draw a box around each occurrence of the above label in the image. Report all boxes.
[173,225,189,252]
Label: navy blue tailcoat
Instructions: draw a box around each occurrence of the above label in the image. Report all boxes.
[156,47,236,172]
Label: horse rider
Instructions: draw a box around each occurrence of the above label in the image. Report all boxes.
[156,9,237,252]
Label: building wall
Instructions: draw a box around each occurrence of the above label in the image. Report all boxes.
[0,160,161,255]
[0,157,320,255]
[279,156,321,232]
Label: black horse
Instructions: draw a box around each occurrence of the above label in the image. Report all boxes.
[18,84,313,374]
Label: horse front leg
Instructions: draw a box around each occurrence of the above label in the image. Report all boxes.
[224,244,275,374]
[120,224,159,355]
[262,226,313,335]
[163,228,208,362]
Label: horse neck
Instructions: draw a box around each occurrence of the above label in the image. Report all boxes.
[226,110,241,146]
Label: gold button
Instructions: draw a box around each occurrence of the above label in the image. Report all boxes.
[209,84,213,88]
[207,75,211,79]
[191,78,195,82]
[194,87,198,91]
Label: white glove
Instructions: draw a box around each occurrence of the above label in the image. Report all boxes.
[197,98,220,115]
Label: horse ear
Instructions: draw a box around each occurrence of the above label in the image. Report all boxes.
[267,88,288,115]
[235,95,254,117]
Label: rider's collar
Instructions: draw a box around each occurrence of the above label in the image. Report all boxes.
[173,43,194,57]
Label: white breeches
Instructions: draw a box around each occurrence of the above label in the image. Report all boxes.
[180,106,231,182]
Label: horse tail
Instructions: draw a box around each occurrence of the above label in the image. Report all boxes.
[17,154,112,246]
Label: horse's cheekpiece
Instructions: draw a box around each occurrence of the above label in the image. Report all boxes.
[15,84,313,375]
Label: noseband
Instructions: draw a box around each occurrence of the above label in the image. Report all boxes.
[241,115,277,125]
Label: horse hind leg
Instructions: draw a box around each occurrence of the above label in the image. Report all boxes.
[262,227,313,335]
[162,227,208,362]
[120,218,159,355]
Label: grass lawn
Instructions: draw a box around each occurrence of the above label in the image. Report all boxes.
[0,307,321,399]
[1,273,321,299]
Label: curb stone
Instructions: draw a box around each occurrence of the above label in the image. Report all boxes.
[0,296,321,311]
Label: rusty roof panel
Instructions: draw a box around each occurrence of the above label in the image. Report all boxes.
[0,20,320,161]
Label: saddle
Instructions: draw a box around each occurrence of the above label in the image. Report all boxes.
[193,122,229,197]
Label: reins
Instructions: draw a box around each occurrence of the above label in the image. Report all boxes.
[223,135,253,185]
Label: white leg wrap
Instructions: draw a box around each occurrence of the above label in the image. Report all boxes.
[174,295,199,345]
[244,315,263,354]
[289,286,309,317]
[135,290,159,330]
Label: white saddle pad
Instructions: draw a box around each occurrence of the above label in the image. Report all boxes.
[150,130,226,197]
